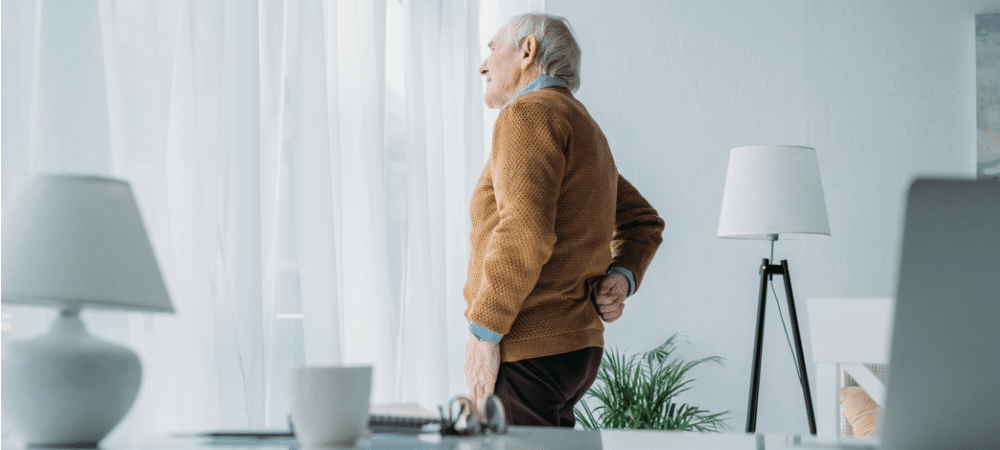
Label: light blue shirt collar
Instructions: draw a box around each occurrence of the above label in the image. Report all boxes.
[503,75,569,107]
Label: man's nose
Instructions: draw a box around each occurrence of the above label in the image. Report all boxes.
[479,60,488,76]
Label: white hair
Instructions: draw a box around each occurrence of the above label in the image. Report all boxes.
[506,13,581,92]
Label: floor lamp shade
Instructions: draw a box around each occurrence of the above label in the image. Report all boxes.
[1,174,173,447]
[717,145,830,239]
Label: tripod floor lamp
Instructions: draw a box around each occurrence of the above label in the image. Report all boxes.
[717,145,831,435]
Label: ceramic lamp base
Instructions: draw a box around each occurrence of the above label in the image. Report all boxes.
[1,309,141,447]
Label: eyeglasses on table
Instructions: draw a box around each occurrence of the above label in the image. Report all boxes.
[438,395,508,436]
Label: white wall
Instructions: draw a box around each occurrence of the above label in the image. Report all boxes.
[547,0,996,434]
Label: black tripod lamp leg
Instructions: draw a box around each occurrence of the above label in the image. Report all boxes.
[780,260,818,435]
[745,258,770,433]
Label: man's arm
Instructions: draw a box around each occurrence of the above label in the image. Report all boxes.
[592,175,664,322]
[465,101,568,412]
[467,102,569,335]
[610,175,664,290]
[466,101,567,340]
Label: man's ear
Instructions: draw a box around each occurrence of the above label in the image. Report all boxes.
[520,35,538,70]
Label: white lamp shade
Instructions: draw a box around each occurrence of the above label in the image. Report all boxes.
[1,174,173,312]
[717,145,830,239]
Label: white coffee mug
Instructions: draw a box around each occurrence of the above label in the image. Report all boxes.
[289,366,372,447]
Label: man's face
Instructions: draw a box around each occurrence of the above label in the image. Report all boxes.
[480,25,522,109]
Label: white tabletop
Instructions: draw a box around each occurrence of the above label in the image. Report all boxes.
[4,428,879,450]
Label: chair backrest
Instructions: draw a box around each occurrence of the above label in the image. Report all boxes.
[809,298,893,366]
[881,178,1000,450]
[808,297,893,439]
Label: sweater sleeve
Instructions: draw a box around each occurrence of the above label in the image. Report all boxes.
[466,101,568,335]
[611,175,665,292]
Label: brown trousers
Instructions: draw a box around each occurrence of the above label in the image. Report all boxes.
[493,346,604,427]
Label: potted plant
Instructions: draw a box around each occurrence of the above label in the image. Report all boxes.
[575,334,729,432]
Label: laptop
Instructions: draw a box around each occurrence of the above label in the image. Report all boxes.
[878,178,1000,450]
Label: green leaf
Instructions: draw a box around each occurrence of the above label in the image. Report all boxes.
[572,333,731,432]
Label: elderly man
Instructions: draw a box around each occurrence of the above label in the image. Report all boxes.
[463,13,665,427]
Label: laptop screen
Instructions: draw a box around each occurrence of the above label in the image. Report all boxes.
[881,179,1000,450]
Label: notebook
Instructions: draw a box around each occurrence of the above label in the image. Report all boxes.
[368,403,440,434]
[185,403,440,439]
[878,178,1000,450]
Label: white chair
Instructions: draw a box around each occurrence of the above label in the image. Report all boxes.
[807,297,893,441]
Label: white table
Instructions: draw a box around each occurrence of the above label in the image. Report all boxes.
[3,427,879,450]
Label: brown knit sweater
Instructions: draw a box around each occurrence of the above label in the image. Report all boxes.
[464,86,664,363]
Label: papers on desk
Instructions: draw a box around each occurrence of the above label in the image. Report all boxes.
[368,403,440,434]
[179,430,294,441]
[183,403,440,440]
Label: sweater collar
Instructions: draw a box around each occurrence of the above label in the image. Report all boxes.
[503,75,569,107]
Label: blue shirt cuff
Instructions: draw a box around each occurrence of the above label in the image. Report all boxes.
[470,321,503,344]
[606,265,636,296]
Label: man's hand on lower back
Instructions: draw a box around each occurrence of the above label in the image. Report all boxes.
[464,332,500,419]
[592,273,628,323]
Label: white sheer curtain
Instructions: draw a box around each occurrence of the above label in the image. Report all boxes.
[0,0,524,440]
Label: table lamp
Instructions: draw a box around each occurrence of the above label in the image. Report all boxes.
[717,145,830,435]
[1,174,174,447]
